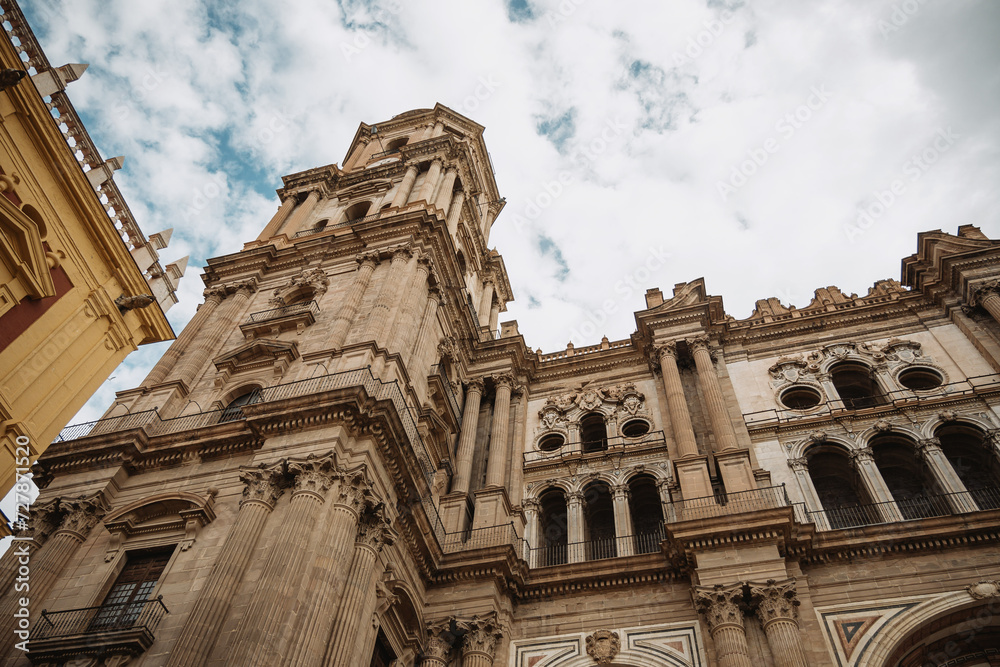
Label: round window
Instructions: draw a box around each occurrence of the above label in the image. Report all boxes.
[897,367,943,391]
[621,420,650,437]
[538,434,565,452]
[780,386,822,410]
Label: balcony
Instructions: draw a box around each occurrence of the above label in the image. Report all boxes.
[239,300,319,338]
[292,212,382,238]
[30,597,168,663]
[523,430,668,466]
[804,487,1000,531]
[664,484,791,522]
[528,527,666,568]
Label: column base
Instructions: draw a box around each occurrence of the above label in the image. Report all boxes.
[715,449,756,493]
[439,492,473,535]
[471,486,513,531]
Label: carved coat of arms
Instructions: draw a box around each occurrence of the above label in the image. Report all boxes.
[585,629,620,665]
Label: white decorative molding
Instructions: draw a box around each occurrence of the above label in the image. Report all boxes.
[510,623,705,667]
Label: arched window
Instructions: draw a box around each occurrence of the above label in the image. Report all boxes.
[583,481,616,560]
[538,488,568,567]
[627,474,664,554]
[936,424,1000,510]
[342,201,372,223]
[385,136,408,153]
[870,434,940,519]
[220,390,259,423]
[806,446,872,528]
[830,361,885,409]
[580,413,608,453]
[310,218,329,233]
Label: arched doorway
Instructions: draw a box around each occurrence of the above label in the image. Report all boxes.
[538,488,568,567]
[627,474,664,554]
[582,481,616,560]
[870,434,941,520]
[806,445,872,528]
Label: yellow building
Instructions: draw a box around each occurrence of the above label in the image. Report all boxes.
[0,0,181,501]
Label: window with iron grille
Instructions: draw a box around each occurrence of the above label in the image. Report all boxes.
[90,548,171,630]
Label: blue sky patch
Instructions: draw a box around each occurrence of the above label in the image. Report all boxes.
[535,108,577,152]
[506,0,535,23]
[538,233,570,281]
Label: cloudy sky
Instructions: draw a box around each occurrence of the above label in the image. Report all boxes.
[18,0,1000,425]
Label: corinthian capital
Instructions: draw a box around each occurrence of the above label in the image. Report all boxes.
[973,279,1000,305]
[653,341,678,361]
[491,372,516,391]
[331,467,376,515]
[748,578,800,628]
[686,335,711,353]
[356,251,381,269]
[786,457,809,472]
[457,614,504,660]
[15,497,62,546]
[288,451,340,501]
[694,583,746,632]
[239,460,287,509]
[203,285,229,301]
[56,493,108,540]
[355,502,397,551]
[848,447,875,467]
[423,619,457,662]
[465,377,485,394]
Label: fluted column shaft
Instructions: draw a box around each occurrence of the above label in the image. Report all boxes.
[977,288,1000,324]
[391,165,419,208]
[523,500,539,567]
[283,190,322,238]
[417,159,443,203]
[452,380,484,495]
[695,584,753,667]
[751,579,808,667]
[712,626,755,667]
[256,197,296,241]
[389,255,430,353]
[762,620,808,667]
[364,247,412,342]
[479,280,494,327]
[657,345,699,457]
[434,168,458,212]
[225,456,336,667]
[174,284,253,390]
[144,289,224,386]
[462,653,493,667]
[446,190,466,236]
[690,338,740,451]
[166,465,283,667]
[287,472,373,667]
[850,448,904,523]
[407,288,442,365]
[485,376,514,488]
[567,491,585,563]
[612,484,635,557]
[322,507,395,667]
[330,253,378,348]
[915,438,979,512]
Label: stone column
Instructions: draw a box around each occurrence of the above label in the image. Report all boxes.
[787,458,830,531]
[457,615,504,667]
[143,286,226,387]
[452,378,485,495]
[287,469,377,667]
[567,422,582,454]
[256,197,296,241]
[446,190,466,236]
[389,253,431,354]
[417,159,443,203]
[914,438,979,513]
[489,300,501,334]
[849,447,904,523]
[407,287,442,365]
[329,252,379,349]
[973,281,1000,324]
[322,505,397,667]
[749,579,808,667]
[420,621,456,667]
[485,374,515,488]
[478,279,495,328]
[165,463,285,667]
[688,336,740,451]
[225,453,339,667]
[655,343,699,457]
[612,484,635,557]
[431,121,445,138]
[694,583,753,667]
[509,388,527,506]
[390,165,419,208]
[434,167,458,212]
[0,495,105,658]
[173,281,255,390]
[567,490,586,563]
[364,245,413,342]
[283,190,322,238]
[522,498,540,567]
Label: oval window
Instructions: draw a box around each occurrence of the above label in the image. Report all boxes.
[621,420,650,437]
[539,434,565,452]
[780,386,822,410]
[898,367,943,391]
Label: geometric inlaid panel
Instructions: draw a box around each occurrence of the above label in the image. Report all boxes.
[815,597,927,667]
[510,623,705,667]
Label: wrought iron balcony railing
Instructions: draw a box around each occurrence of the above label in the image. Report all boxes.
[524,431,667,465]
[36,596,168,640]
[245,300,319,324]
[293,212,382,237]
[527,526,666,568]
[664,484,790,522]
[804,486,1000,531]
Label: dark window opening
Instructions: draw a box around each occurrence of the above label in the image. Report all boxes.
[342,201,372,223]
[621,419,650,438]
[221,390,259,423]
[91,548,171,631]
[830,361,885,409]
[311,218,329,233]
[937,425,1000,510]
[898,367,944,391]
[807,448,872,529]
[385,137,408,153]
[369,630,396,667]
[583,482,616,560]
[780,386,822,410]
[539,433,565,452]
[539,488,568,566]
[580,413,608,453]
[871,435,941,520]
[628,474,664,554]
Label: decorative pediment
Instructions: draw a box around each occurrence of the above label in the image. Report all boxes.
[336,179,393,201]
[214,339,298,384]
[103,490,217,561]
[0,192,56,309]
